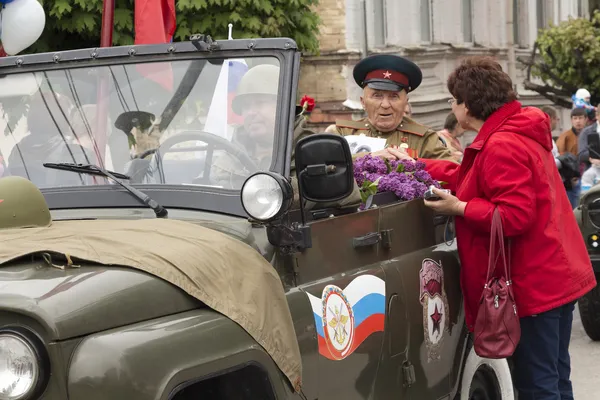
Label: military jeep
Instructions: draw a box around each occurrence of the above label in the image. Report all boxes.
[576,186,600,341]
[0,37,514,399]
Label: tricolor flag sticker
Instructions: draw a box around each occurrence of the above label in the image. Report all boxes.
[306,274,386,360]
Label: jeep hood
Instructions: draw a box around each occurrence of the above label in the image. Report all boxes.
[0,262,201,340]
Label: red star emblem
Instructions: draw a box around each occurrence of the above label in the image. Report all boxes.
[383,71,392,79]
[430,303,442,335]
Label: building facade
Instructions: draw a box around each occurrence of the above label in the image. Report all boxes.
[299,0,590,142]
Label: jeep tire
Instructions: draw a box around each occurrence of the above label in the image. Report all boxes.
[459,347,515,400]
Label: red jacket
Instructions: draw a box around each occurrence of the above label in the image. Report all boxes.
[424,101,596,331]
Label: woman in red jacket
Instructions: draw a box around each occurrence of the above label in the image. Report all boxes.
[423,56,596,399]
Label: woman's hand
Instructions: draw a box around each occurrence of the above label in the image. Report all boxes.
[423,187,467,216]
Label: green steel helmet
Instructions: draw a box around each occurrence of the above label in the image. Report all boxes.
[232,64,280,115]
[0,176,51,230]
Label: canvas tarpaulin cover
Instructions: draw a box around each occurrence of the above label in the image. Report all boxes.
[0,218,302,391]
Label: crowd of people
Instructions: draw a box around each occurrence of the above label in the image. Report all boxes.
[544,88,600,209]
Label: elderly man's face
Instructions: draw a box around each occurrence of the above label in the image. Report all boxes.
[361,87,408,132]
[241,95,277,144]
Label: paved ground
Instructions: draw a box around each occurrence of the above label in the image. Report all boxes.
[570,304,600,399]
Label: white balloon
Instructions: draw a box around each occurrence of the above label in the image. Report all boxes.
[1,0,46,56]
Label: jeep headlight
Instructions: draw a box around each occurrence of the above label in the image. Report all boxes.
[0,334,39,400]
[241,172,293,222]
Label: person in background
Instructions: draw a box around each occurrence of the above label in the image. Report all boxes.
[572,88,596,123]
[581,162,600,193]
[437,112,465,162]
[415,56,595,400]
[555,107,587,207]
[577,105,600,171]
[557,107,586,156]
[404,101,412,118]
[540,105,560,137]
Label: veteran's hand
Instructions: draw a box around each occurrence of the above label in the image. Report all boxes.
[387,147,414,161]
[423,188,467,216]
[371,148,399,160]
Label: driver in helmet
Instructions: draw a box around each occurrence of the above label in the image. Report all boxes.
[211,64,361,209]
[210,63,279,188]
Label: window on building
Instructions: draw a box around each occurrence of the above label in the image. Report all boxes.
[462,0,473,42]
[513,0,519,45]
[373,0,387,47]
[536,0,554,30]
[421,0,432,42]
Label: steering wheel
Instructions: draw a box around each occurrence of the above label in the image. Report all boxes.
[128,130,259,185]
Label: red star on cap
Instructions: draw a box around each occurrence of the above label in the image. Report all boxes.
[383,71,392,79]
[430,303,442,335]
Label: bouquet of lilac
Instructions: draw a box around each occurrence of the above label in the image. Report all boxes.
[353,154,442,209]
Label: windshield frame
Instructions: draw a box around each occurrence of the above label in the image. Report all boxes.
[0,38,299,218]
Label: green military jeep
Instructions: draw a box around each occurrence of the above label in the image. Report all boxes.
[0,36,514,399]
[576,186,600,341]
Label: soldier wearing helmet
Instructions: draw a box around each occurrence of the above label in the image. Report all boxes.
[211,64,361,209]
[211,63,279,188]
[0,176,51,230]
[325,54,456,163]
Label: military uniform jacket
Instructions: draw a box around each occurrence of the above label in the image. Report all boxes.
[333,116,457,162]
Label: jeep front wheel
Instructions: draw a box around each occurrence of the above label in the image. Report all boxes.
[578,278,600,341]
[460,347,515,400]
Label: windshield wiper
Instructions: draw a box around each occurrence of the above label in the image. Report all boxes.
[43,163,168,218]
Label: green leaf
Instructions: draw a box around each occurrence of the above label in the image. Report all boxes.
[395,163,405,173]
[50,0,73,17]
[21,0,321,54]
[384,158,392,173]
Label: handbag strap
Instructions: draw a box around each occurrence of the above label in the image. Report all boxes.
[486,208,511,283]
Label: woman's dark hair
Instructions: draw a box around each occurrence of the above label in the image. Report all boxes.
[447,56,517,121]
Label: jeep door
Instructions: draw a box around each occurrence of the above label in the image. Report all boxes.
[294,206,388,399]
[372,200,466,400]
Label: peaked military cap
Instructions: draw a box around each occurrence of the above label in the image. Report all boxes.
[353,54,423,92]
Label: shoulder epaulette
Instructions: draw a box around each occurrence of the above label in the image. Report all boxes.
[335,119,371,130]
[399,116,433,137]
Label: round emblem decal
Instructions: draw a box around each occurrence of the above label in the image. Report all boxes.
[321,285,355,360]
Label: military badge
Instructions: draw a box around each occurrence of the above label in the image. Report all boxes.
[419,258,450,362]
[321,285,355,360]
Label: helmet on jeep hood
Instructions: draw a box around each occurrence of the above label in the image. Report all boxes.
[232,64,280,115]
[0,176,51,230]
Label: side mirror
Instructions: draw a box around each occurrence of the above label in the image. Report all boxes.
[294,133,354,203]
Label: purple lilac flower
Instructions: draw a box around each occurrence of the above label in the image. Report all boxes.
[399,159,417,172]
[413,181,428,198]
[353,153,443,207]
[394,182,417,200]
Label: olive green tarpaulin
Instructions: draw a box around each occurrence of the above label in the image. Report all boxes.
[0,218,302,391]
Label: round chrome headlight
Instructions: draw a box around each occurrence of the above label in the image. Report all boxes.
[0,334,39,400]
[241,172,292,222]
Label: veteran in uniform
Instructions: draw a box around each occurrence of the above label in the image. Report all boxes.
[325,54,456,162]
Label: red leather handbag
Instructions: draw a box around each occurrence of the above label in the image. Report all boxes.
[473,208,521,359]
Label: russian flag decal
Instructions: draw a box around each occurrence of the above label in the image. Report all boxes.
[306,275,386,360]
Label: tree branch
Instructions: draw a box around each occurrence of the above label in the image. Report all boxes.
[523,80,573,108]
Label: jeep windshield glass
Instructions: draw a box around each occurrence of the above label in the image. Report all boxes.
[0,56,281,191]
